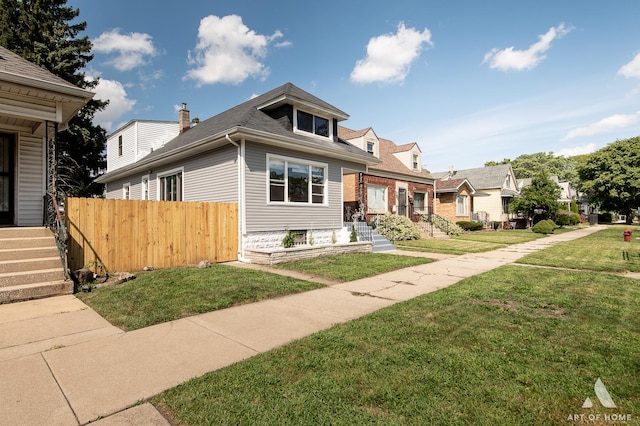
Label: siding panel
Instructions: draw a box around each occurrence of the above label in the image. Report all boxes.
[105,145,238,203]
[243,141,366,232]
[17,132,44,226]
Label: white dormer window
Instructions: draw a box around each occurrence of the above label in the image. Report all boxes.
[366,141,375,154]
[412,153,419,170]
[294,108,331,138]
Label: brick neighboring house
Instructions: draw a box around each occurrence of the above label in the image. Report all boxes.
[434,177,476,222]
[433,164,520,226]
[339,126,434,223]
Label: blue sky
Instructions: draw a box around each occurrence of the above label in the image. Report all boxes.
[70,0,640,172]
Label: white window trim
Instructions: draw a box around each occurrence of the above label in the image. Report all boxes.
[366,140,375,154]
[456,194,468,216]
[141,175,150,201]
[292,106,333,140]
[266,154,328,206]
[413,191,427,213]
[157,167,184,201]
[122,182,131,200]
[367,184,388,213]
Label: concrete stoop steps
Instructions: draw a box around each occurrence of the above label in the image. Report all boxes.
[371,230,396,252]
[0,227,70,304]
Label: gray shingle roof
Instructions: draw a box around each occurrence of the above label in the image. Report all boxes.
[140,82,367,164]
[432,164,514,190]
[0,45,83,91]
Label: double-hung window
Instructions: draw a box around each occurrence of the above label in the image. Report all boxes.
[414,192,426,212]
[159,170,183,201]
[295,109,330,138]
[123,183,130,200]
[141,176,149,200]
[367,185,387,212]
[268,156,327,204]
[456,195,468,216]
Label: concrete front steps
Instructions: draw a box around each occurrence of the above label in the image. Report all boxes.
[371,230,396,252]
[0,227,71,304]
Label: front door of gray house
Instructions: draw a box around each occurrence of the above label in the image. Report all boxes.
[0,133,15,225]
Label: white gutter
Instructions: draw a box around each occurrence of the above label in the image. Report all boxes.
[225,134,249,263]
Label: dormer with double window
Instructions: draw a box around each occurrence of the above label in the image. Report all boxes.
[255,85,349,144]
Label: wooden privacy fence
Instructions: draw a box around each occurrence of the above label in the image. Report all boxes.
[65,198,238,273]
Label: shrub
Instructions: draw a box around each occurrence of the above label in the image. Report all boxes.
[570,200,579,214]
[349,226,358,243]
[372,213,421,241]
[554,210,580,227]
[456,221,484,231]
[532,219,558,234]
[282,227,296,248]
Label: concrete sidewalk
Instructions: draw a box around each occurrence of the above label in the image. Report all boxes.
[0,226,605,425]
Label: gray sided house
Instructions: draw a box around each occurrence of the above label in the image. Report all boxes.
[96,83,379,260]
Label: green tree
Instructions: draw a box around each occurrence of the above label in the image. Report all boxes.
[0,0,107,197]
[509,173,562,225]
[578,136,640,224]
[485,152,579,183]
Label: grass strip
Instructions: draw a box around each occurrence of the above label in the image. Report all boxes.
[276,253,433,282]
[77,264,324,330]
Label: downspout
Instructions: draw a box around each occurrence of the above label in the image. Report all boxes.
[225,134,249,262]
[433,179,437,215]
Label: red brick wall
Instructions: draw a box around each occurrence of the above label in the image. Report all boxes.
[361,175,433,223]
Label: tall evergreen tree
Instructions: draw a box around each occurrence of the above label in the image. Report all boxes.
[0,0,107,197]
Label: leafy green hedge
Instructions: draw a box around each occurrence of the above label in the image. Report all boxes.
[372,213,421,241]
[532,219,558,234]
[456,221,484,231]
[554,210,580,227]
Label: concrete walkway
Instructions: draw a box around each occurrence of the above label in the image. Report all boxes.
[0,226,606,425]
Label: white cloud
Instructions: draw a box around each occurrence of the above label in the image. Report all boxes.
[555,143,597,157]
[184,14,285,85]
[618,52,640,79]
[483,23,572,71]
[562,112,640,140]
[91,78,136,132]
[350,23,433,84]
[93,29,157,71]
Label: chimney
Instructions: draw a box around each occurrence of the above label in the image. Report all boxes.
[179,102,190,133]
[448,165,455,178]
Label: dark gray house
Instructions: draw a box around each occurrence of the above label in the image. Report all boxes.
[96,83,379,261]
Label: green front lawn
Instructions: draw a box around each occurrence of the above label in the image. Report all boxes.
[518,225,640,272]
[154,264,640,425]
[77,265,324,331]
[276,253,433,282]
[396,228,548,255]
[78,253,434,330]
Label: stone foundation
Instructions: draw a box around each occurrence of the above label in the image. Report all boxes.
[244,242,372,265]
[243,228,349,250]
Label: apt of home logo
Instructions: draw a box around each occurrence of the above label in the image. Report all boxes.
[567,378,633,423]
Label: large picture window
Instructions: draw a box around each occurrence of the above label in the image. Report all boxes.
[268,156,327,204]
[295,109,330,138]
[159,171,182,201]
[367,185,387,212]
